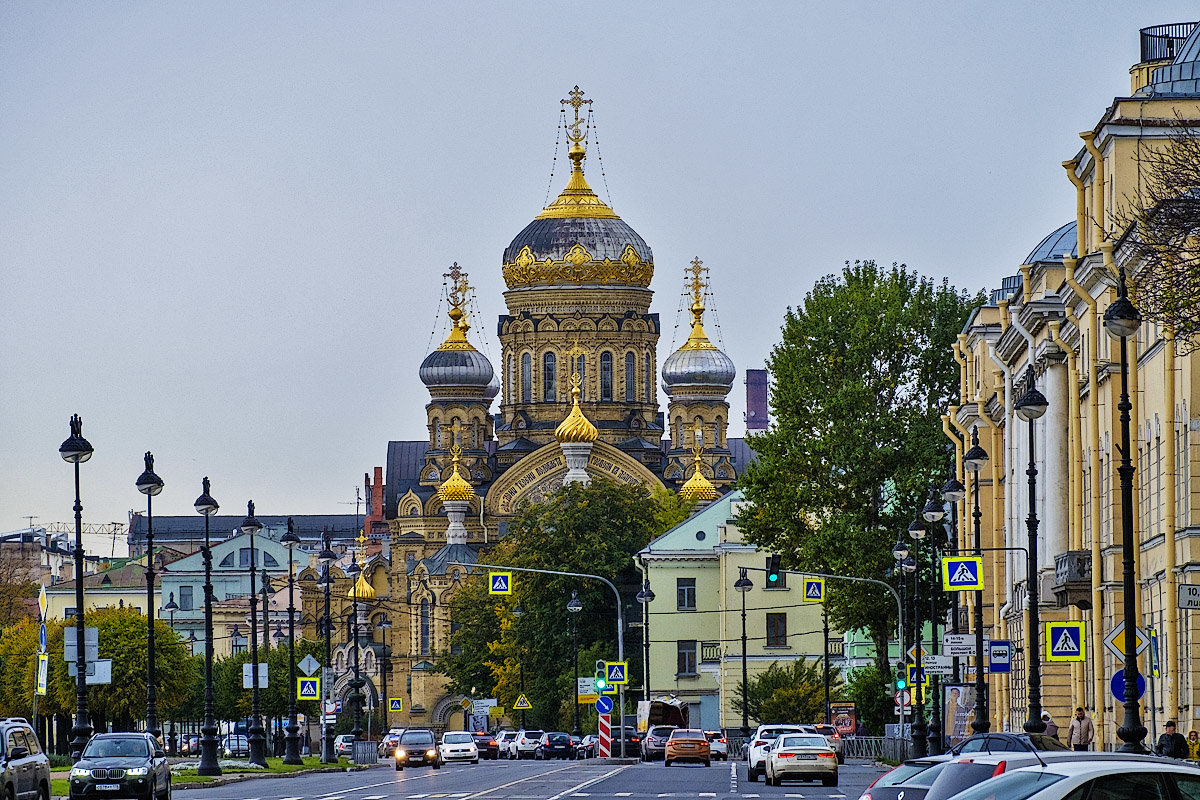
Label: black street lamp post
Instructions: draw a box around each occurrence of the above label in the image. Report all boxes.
[567,591,582,736]
[1104,265,1149,753]
[281,519,302,765]
[317,531,338,763]
[942,477,967,687]
[60,414,94,759]
[377,616,392,730]
[1015,376,1048,735]
[241,502,268,767]
[136,452,165,744]
[194,478,222,775]
[962,429,991,733]
[635,580,654,705]
[512,603,525,729]
[922,491,946,756]
[346,560,364,741]
[734,568,753,739]
[907,515,928,758]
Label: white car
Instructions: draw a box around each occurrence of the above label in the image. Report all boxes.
[513,729,544,760]
[800,723,844,764]
[704,731,728,760]
[438,731,479,764]
[764,733,838,787]
[944,757,1200,800]
[496,731,518,758]
[746,724,806,782]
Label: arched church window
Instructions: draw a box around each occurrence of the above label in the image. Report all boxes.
[625,352,635,401]
[434,419,442,449]
[600,352,613,401]
[543,352,557,402]
[574,355,586,400]
[644,353,652,403]
[506,355,514,400]
[420,599,431,655]
[521,353,532,404]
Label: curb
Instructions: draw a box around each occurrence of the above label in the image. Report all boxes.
[173,763,375,789]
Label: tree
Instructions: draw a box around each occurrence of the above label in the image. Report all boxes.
[732,659,839,725]
[0,545,39,625]
[737,262,981,678]
[843,663,892,736]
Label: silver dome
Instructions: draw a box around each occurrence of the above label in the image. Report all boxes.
[661,346,735,392]
[419,348,495,389]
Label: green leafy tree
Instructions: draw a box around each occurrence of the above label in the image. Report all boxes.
[732,659,840,725]
[737,262,980,679]
[844,663,892,736]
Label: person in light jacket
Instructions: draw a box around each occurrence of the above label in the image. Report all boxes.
[1066,707,1094,751]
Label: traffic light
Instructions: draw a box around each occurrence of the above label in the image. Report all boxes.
[594,669,609,693]
[766,554,782,587]
[894,662,907,692]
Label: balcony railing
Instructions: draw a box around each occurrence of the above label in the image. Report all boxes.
[1140,22,1197,63]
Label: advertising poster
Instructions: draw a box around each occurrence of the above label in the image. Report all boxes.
[943,684,977,747]
[830,702,856,735]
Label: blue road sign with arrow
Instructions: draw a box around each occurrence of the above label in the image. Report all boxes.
[595,696,613,714]
[1110,669,1146,702]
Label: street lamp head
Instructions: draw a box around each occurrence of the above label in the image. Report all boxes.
[346,561,361,578]
[59,414,94,464]
[1014,385,1048,421]
[377,616,392,631]
[187,631,197,643]
[136,452,164,496]
[963,440,989,474]
[316,568,332,591]
[194,477,219,516]
[511,602,523,617]
[636,580,655,604]
[281,517,301,550]
[230,625,242,639]
[241,501,263,536]
[902,555,916,574]
[734,567,753,592]
[941,477,966,503]
[892,540,909,561]
[273,623,284,642]
[567,590,583,613]
[164,592,179,613]
[1103,294,1142,340]
[922,494,945,524]
[908,517,926,540]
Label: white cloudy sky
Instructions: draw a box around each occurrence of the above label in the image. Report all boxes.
[3,2,1195,551]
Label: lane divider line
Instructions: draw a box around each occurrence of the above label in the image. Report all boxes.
[544,766,632,800]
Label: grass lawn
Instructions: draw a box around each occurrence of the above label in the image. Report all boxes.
[56,757,355,796]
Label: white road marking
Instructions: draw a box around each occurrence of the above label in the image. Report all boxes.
[544,766,633,800]
[455,764,580,800]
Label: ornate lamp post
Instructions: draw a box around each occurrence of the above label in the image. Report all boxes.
[240,502,268,767]
[1104,265,1148,753]
[922,491,946,756]
[962,429,991,732]
[377,616,392,730]
[734,568,753,739]
[635,580,655,704]
[136,452,165,743]
[567,590,583,736]
[317,531,337,762]
[941,477,966,684]
[346,558,364,741]
[281,518,302,764]
[1014,377,1048,734]
[60,414,94,759]
[907,515,928,757]
[193,478,222,775]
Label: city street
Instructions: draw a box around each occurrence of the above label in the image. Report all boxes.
[176,758,888,800]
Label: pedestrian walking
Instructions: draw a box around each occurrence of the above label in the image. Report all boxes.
[1041,712,1059,739]
[1066,707,1094,751]
[1155,720,1188,759]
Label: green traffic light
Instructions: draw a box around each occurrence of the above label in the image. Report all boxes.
[896,678,907,690]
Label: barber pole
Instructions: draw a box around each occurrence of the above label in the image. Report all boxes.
[598,713,611,757]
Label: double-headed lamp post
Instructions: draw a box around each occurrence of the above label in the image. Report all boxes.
[734,568,753,740]
[922,491,946,756]
[962,429,991,732]
[193,477,222,776]
[1014,377,1048,735]
[60,414,94,759]
[317,532,338,762]
[567,590,583,736]
[635,580,655,703]
[135,452,165,743]
[1104,265,1148,753]
[346,559,364,741]
[281,518,303,765]
[240,502,268,767]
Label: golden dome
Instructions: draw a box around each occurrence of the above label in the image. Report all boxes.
[535,144,619,221]
[438,444,477,503]
[555,375,598,443]
[680,460,719,502]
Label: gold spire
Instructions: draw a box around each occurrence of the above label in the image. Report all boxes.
[348,529,377,600]
[679,423,718,501]
[537,86,618,221]
[435,263,479,352]
[555,360,598,444]
[681,257,718,351]
[438,422,477,502]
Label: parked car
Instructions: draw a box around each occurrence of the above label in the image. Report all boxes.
[804,723,845,764]
[922,750,1169,800]
[1,717,51,800]
[576,735,597,759]
[945,757,1200,800]
[535,732,572,760]
[221,735,249,758]
[394,729,440,771]
[438,732,479,764]
[178,735,200,756]
[856,758,952,800]
[640,725,676,761]
[746,724,806,782]
[333,734,354,758]
[69,732,169,800]
[471,732,499,759]
[948,731,1070,755]
[496,731,518,759]
[512,729,544,760]
[764,732,837,787]
[704,731,728,760]
[378,732,403,758]
[663,728,710,767]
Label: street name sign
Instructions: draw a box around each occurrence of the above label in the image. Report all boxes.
[488,572,512,595]
[942,633,988,657]
[1102,622,1149,661]
[1046,621,1086,662]
[1179,584,1200,610]
[942,556,984,591]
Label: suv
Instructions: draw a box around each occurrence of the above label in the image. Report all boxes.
[496,730,518,758]
[513,730,544,760]
[69,732,169,800]
[1,718,50,800]
[393,729,440,770]
[640,725,676,761]
[746,724,806,782]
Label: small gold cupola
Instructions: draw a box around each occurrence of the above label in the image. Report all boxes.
[555,372,599,444]
[437,438,477,504]
[419,264,496,396]
[347,531,377,601]
[679,424,719,504]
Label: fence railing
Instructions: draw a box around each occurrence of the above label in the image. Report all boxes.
[352,740,377,765]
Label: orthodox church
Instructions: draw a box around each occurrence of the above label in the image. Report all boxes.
[316,88,755,729]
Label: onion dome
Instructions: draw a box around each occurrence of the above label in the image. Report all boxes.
[662,259,736,394]
[679,453,719,502]
[555,373,598,443]
[348,571,376,600]
[437,443,477,503]
[502,87,653,290]
[420,266,495,392]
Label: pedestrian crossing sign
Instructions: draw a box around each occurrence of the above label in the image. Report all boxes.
[297,677,320,700]
[1046,621,1086,662]
[513,693,533,710]
[389,698,403,712]
[942,556,984,591]
[489,571,513,595]
[803,577,825,602]
[605,661,628,685]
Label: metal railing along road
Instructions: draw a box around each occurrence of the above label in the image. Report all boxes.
[352,740,378,765]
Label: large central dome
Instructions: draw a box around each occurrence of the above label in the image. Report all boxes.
[502,139,653,290]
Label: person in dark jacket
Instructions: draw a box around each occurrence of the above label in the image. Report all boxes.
[1155,720,1188,758]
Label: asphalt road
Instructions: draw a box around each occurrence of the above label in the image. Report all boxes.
[175,757,889,800]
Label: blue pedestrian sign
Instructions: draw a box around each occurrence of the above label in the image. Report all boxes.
[595,696,613,715]
[39,623,47,654]
[988,640,1012,674]
[1110,669,1146,702]
[803,577,825,602]
[1046,621,1086,662]
[389,698,404,712]
[297,677,320,700]
[605,661,628,685]
[942,556,984,591]
[489,571,513,595]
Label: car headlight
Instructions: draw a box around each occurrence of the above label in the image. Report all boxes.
[395,749,406,758]
[126,767,149,777]
[426,749,436,757]
[71,768,91,778]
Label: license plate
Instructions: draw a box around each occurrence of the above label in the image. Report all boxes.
[680,743,695,749]
[796,754,816,760]
[96,785,121,791]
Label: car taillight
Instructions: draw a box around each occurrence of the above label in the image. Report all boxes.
[755,740,766,746]
[992,760,1007,776]
[832,732,840,739]
[821,751,836,758]
[719,738,726,743]
[778,751,796,759]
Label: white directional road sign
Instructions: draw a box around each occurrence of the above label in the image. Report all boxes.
[942,633,988,657]
[1179,584,1200,610]
[923,655,953,676]
[242,662,269,688]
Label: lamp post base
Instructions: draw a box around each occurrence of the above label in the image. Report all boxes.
[247,717,268,767]
[283,719,302,765]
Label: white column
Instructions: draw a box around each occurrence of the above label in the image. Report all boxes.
[444,499,470,545]
[1044,362,1069,572]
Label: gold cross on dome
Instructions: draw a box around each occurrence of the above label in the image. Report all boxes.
[445,263,470,309]
[562,86,591,143]
[687,257,706,303]
[355,528,368,566]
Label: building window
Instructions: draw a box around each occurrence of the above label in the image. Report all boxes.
[644,353,652,402]
[701,642,721,663]
[765,557,787,588]
[220,552,234,568]
[232,632,246,655]
[766,613,787,647]
[1178,419,1190,527]
[521,353,532,404]
[420,599,431,655]
[264,552,279,568]
[506,354,514,400]
[625,352,636,401]
[450,621,462,655]
[677,640,698,676]
[600,351,613,401]
[543,352,557,402]
[676,578,696,610]
[239,548,252,568]
[179,586,194,611]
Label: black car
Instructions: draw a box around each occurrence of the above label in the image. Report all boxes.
[394,729,440,771]
[1,717,51,800]
[535,732,572,760]
[948,731,1069,755]
[471,733,499,759]
[69,733,170,800]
